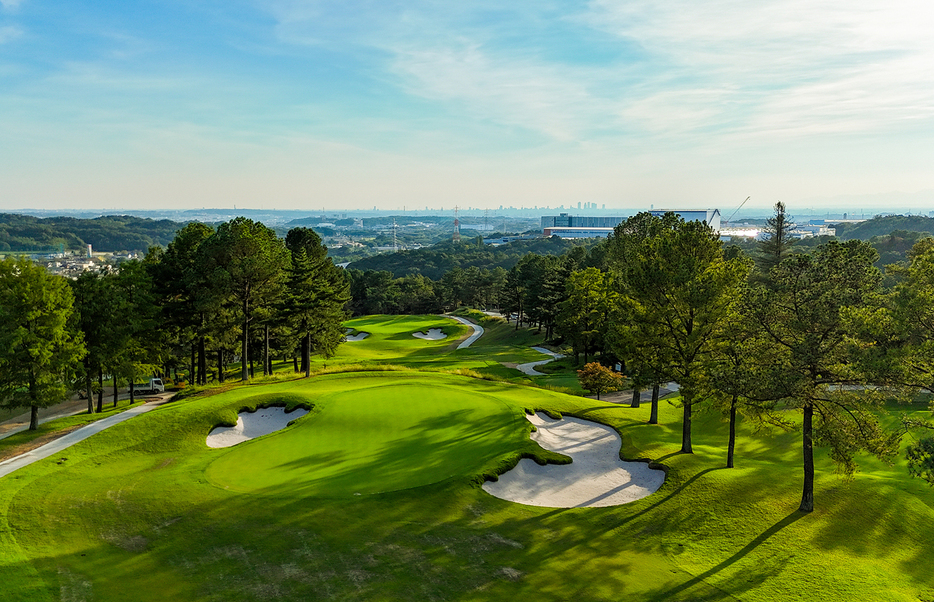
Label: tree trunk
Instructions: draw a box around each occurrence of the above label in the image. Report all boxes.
[304,333,311,378]
[249,358,254,379]
[129,381,135,404]
[113,374,119,407]
[29,405,39,431]
[631,386,641,408]
[199,336,207,385]
[97,367,104,413]
[85,363,94,415]
[727,395,737,468]
[293,355,299,373]
[190,343,196,386]
[241,297,250,382]
[800,404,815,512]
[649,382,660,424]
[681,390,693,454]
[218,350,224,383]
[264,324,270,377]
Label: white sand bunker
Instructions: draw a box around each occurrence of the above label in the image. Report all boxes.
[345,331,369,342]
[206,407,309,448]
[413,328,447,341]
[483,413,665,508]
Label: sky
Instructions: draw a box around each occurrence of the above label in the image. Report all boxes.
[1,0,933,214]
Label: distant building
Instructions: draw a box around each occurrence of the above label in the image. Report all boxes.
[648,209,721,231]
[541,214,628,231]
[543,227,615,238]
[541,209,721,238]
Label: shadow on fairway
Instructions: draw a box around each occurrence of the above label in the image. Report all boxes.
[644,511,806,602]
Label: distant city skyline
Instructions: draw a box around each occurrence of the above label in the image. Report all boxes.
[2,2,933,213]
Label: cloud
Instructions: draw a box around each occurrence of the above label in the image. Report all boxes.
[0,0,23,10]
[0,25,21,43]
[582,0,934,137]
[258,0,934,146]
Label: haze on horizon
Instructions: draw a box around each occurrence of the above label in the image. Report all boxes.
[1,1,933,215]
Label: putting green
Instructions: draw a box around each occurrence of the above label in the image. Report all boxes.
[205,378,525,496]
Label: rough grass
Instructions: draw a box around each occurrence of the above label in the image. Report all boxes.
[0,316,932,602]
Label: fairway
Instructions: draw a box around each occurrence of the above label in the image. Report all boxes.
[206,379,525,496]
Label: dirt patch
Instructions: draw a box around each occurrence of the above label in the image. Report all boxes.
[101,530,149,552]
[59,568,93,602]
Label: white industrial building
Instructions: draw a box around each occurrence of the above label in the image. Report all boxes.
[542,209,721,238]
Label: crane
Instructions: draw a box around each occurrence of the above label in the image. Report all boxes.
[724,196,751,226]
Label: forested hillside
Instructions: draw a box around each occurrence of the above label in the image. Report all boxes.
[834,214,934,240]
[0,214,186,252]
[347,236,599,279]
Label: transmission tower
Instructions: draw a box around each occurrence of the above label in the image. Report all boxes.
[453,206,461,243]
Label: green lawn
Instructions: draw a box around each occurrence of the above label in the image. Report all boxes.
[0,315,932,601]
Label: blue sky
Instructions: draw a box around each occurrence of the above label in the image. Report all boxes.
[1,0,933,213]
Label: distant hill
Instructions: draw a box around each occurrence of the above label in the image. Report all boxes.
[348,237,599,279]
[834,215,934,240]
[0,214,186,253]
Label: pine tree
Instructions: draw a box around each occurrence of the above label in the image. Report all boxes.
[757,201,795,273]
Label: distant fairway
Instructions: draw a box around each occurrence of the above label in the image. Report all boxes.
[337,315,466,363]
[206,377,524,496]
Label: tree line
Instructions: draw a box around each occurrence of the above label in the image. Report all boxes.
[0,218,349,429]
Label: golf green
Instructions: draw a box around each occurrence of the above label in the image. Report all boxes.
[205,378,525,496]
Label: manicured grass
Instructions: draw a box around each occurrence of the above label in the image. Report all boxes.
[206,376,527,496]
[0,315,932,601]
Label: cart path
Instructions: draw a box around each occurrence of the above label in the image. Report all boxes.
[0,393,173,479]
[516,347,566,376]
[447,316,484,349]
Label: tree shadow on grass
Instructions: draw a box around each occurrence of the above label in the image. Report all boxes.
[605,467,724,531]
[643,511,806,602]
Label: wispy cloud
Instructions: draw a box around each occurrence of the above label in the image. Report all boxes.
[583,0,934,137]
[0,0,23,10]
[0,25,21,43]
[261,0,934,145]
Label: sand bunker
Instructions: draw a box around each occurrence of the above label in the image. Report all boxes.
[206,407,309,448]
[483,413,665,508]
[413,328,447,340]
[345,331,369,342]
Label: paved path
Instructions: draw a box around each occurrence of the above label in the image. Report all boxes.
[592,383,680,404]
[447,316,484,349]
[0,394,173,479]
[517,347,566,376]
[0,405,87,442]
